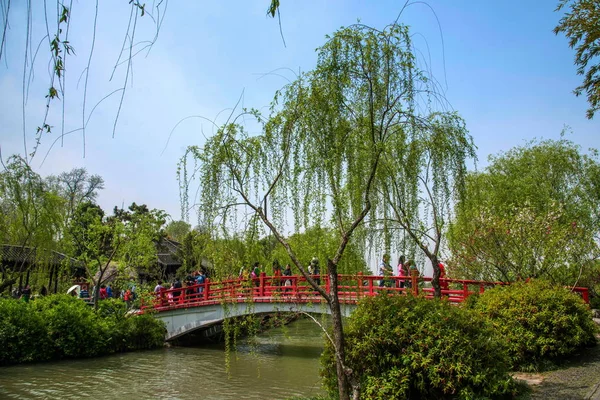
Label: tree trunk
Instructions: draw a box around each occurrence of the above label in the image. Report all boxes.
[431,255,441,298]
[48,265,54,294]
[328,261,352,400]
[53,265,59,293]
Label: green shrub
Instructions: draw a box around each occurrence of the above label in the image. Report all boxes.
[0,298,53,365]
[0,295,165,366]
[322,294,516,400]
[121,314,167,350]
[31,295,110,358]
[469,280,597,371]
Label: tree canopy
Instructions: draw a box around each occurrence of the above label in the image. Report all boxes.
[448,139,600,285]
[554,0,600,119]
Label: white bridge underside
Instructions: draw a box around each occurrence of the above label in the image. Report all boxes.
[154,298,356,341]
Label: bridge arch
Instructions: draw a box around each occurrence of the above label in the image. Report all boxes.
[155,300,356,341]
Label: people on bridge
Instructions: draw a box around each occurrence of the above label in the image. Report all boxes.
[154,280,166,306]
[308,257,321,285]
[252,262,261,287]
[379,254,393,288]
[196,270,206,294]
[405,260,418,289]
[172,277,182,303]
[283,263,292,293]
[397,255,407,289]
[438,261,449,294]
[272,260,282,287]
[106,283,113,298]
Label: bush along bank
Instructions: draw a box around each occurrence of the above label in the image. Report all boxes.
[321,294,518,400]
[0,295,166,366]
[467,279,598,371]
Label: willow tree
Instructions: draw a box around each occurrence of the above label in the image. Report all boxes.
[0,155,64,293]
[374,111,476,298]
[180,24,468,399]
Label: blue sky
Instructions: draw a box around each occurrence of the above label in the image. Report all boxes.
[0,0,597,225]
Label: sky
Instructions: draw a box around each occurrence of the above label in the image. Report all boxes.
[0,0,598,228]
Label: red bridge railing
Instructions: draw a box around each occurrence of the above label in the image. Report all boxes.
[143,273,590,313]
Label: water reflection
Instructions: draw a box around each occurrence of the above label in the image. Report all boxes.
[0,319,325,399]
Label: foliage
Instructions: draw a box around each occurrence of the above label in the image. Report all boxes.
[0,155,65,293]
[165,220,191,242]
[469,280,597,371]
[448,139,600,285]
[372,108,475,297]
[0,295,165,366]
[30,294,109,358]
[0,155,64,249]
[0,297,53,364]
[180,22,471,399]
[554,0,600,119]
[321,294,517,399]
[269,227,368,275]
[68,201,167,306]
[113,203,168,276]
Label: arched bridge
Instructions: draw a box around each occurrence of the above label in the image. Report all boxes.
[144,274,590,341]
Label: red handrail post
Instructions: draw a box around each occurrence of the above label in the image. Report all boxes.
[581,287,589,304]
[259,272,265,297]
[204,279,210,301]
[463,283,469,302]
[479,283,485,294]
[411,269,418,296]
[368,277,374,296]
[292,277,298,297]
[357,272,363,299]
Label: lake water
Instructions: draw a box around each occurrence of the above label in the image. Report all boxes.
[0,319,326,399]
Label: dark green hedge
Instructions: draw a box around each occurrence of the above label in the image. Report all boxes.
[322,294,517,400]
[0,295,165,366]
[468,280,597,371]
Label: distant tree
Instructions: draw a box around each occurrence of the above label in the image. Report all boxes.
[69,203,124,308]
[46,168,104,230]
[112,202,168,277]
[179,229,210,274]
[69,201,167,307]
[0,155,64,293]
[448,139,600,285]
[68,202,106,257]
[554,0,600,119]
[165,220,191,242]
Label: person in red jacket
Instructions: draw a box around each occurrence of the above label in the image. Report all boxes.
[438,262,449,294]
